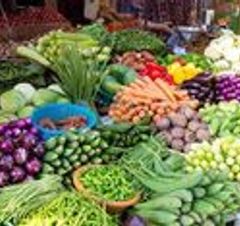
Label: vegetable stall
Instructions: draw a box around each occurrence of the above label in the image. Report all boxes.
[0,22,240,226]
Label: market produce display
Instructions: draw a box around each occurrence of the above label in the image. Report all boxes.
[122,137,240,226]
[205,32,240,74]
[42,130,111,185]
[79,165,135,201]
[109,77,198,123]
[185,136,240,181]
[0,83,68,123]
[200,101,240,137]
[0,118,44,187]
[4,23,240,226]
[181,72,216,105]
[156,106,211,152]
[18,192,117,226]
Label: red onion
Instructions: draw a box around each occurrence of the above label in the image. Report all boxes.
[26,158,42,175]
[10,166,26,183]
[0,140,14,154]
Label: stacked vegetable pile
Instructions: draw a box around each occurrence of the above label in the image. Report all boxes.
[186,136,240,181]
[167,61,203,85]
[122,137,240,226]
[79,165,135,201]
[99,123,151,148]
[156,106,211,152]
[215,74,240,102]
[159,53,213,71]
[112,29,165,55]
[200,101,240,137]
[18,192,117,226]
[17,30,111,68]
[109,77,198,123]
[42,130,111,185]
[0,118,44,187]
[181,72,216,105]
[0,83,68,123]
[205,32,240,74]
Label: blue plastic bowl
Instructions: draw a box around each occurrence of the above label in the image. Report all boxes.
[31,103,97,140]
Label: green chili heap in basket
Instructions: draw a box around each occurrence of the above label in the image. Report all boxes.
[80,165,136,201]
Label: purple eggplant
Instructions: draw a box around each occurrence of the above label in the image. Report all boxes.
[32,143,45,158]
[26,158,42,175]
[0,139,14,154]
[0,171,9,187]
[122,216,146,226]
[14,148,28,165]
[22,134,37,150]
[0,155,14,171]
[10,166,25,183]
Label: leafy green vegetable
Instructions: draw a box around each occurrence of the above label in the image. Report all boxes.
[112,29,165,54]
[17,106,35,118]
[0,90,27,113]
[32,89,63,106]
[14,83,36,103]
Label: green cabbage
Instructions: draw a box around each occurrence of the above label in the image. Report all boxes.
[14,83,36,103]
[17,106,35,118]
[32,89,63,106]
[0,90,27,113]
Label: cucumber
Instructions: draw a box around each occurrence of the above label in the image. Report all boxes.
[100,141,109,149]
[188,212,202,224]
[63,149,75,157]
[135,196,182,213]
[58,136,67,145]
[86,131,100,142]
[91,138,101,148]
[66,133,79,142]
[55,146,64,155]
[80,154,88,163]
[78,134,85,143]
[51,160,62,167]
[73,161,81,169]
[44,152,59,162]
[45,138,57,150]
[135,210,178,224]
[76,148,82,155]
[181,203,192,214]
[83,145,92,153]
[57,168,68,176]
[42,163,55,174]
[203,197,224,210]
[203,220,215,226]
[62,159,71,170]
[91,157,103,164]
[180,215,194,226]
[69,154,79,163]
[192,187,206,198]
[88,150,96,157]
[68,141,79,149]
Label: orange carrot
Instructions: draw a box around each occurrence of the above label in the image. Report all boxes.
[155,79,176,102]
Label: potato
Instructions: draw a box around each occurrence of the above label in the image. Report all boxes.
[184,130,196,143]
[158,131,172,144]
[179,106,196,120]
[188,121,201,132]
[196,129,211,141]
[171,127,185,139]
[156,118,171,130]
[169,113,188,128]
[171,139,185,151]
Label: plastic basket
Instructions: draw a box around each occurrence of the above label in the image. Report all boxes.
[31,103,97,140]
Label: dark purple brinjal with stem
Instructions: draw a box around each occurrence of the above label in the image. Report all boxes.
[0,118,44,187]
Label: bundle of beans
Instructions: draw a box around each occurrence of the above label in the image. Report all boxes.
[215,74,240,102]
[109,77,198,124]
[181,73,216,105]
[114,51,156,72]
[156,106,211,153]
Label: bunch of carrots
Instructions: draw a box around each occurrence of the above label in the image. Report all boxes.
[109,77,199,124]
